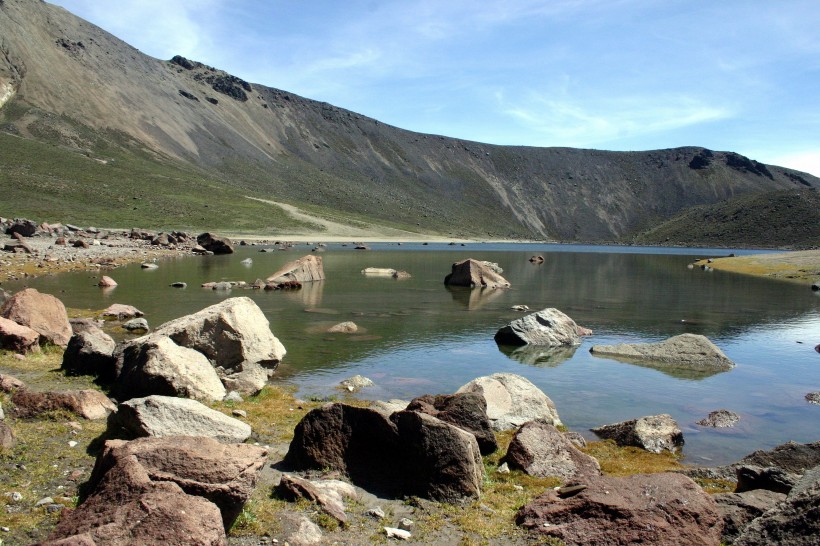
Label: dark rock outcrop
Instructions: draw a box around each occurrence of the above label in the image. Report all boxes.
[61,326,116,380]
[516,473,722,546]
[284,403,483,501]
[733,475,820,546]
[715,489,787,544]
[0,316,40,353]
[406,392,497,455]
[196,232,234,254]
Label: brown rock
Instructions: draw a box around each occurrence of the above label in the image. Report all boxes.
[516,473,722,545]
[41,450,226,546]
[12,389,116,420]
[266,254,325,284]
[196,232,234,254]
[715,489,787,544]
[275,474,348,525]
[0,421,15,449]
[406,392,497,455]
[97,276,117,288]
[89,436,267,530]
[0,373,26,392]
[100,303,144,320]
[0,288,72,347]
[0,316,41,353]
[444,258,510,289]
[504,421,601,480]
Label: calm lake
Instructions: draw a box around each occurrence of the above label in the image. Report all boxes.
[9,243,820,466]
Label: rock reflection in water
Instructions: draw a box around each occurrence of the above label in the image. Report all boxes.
[446,285,505,310]
[588,353,729,380]
[284,280,324,307]
[498,344,578,367]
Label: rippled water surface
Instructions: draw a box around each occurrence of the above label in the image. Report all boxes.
[11,243,820,465]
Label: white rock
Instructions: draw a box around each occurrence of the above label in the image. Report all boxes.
[457,373,562,431]
[384,527,412,540]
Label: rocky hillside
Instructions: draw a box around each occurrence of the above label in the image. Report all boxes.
[632,188,820,249]
[1,0,818,241]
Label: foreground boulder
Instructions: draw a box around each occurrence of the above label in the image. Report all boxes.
[406,392,497,455]
[456,373,562,430]
[0,316,40,353]
[590,333,735,374]
[61,326,116,380]
[504,421,601,481]
[591,413,684,453]
[494,308,584,347]
[112,395,251,443]
[38,450,226,546]
[12,389,116,420]
[266,255,325,285]
[714,489,787,544]
[516,473,722,545]
[114,335,226,402]
[196,232,234,254]
[444,258,510,289]
[284,403,483,501]
[0,288,72,347]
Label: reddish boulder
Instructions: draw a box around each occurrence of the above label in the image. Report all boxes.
[97,276,117,288]
[0,316,41,353]
[89,436,267,530]
[406,392,497,455]
[516,473,722,545]
[266,254,325,284]
[504,421,601,481]
[40,451,226,546]
[444,258,510,289]
[12,389,116,420]
[0,373,25,393]
[0,288,72,347]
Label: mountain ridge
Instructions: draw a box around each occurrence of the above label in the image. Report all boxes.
[1,0,818,242]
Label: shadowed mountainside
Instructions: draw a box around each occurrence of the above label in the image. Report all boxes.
[1,0,818,241]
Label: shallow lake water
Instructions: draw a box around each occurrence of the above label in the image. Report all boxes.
[9,243,820,466]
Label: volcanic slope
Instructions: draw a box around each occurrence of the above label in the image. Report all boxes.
[1,0,818,240]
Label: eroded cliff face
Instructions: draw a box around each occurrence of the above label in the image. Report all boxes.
[0,0,817,241]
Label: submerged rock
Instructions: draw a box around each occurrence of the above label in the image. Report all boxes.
[697,409,740,428]
[590,333,735,374]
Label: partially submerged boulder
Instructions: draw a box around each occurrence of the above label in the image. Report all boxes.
[196,232,234,254]
[0,288,72,347]
[12,389,116,420]
[100,304,144,320]
[590,333,735,374]
[516,473,723,546]
[444,259,510,289]
[406,392,497,455]
[114,335,227,402]
[284,403,484,501]
[504,421,601,481]
[456,373,562,431]
[113,395,251,443]
[494,308,585,347]
[591,413,684,454]
[698,409,740,428]
[267,255,325,285]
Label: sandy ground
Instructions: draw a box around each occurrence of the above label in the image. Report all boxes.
[694,249,820,285]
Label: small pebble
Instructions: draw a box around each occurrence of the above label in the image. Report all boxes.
[398,517,414,531]
[497,462,510,474]
[232,410,247,418]
[35,496,54,507]
[366,507,385,519]
[68,440,78,448]
[1,526,10,532]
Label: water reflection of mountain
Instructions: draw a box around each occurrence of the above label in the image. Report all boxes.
[9,247,818,379]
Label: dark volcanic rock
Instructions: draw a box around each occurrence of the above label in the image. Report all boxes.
[737,440,820,477]
[196,232,234,254]
[516,473,722,546]
[61,326,116,380]
[734,477,820,546]
[284,403,483,501]
[714,489,787,544]
[6,218,37,237]
[406,392,497,455]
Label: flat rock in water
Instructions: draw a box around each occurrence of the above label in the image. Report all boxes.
[591,413,684,454]
[456,373,562,431]
[494,307,584,347]
[516,473,722,546]
[590,333,735,373]
[101,303,144,320]
[114,395,251,443]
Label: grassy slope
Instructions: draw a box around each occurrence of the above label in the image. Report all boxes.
[630,188,820,249]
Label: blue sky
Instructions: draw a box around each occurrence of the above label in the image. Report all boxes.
[51,0,820,176]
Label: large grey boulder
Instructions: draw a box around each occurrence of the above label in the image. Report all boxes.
[591,413,684,454]
[590,333,735,374]
[114,335,226,402]
[504,421,601,481]
[456,373,562,431]
[494,308,584,347]
[284,403,484,502]
[151,297,286,376]
[61,325,117,380]
[113,395,251,443]
[0,288,72,347]
[267,255,325,284]
[444,258,510,289]
[516,473,723,546]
